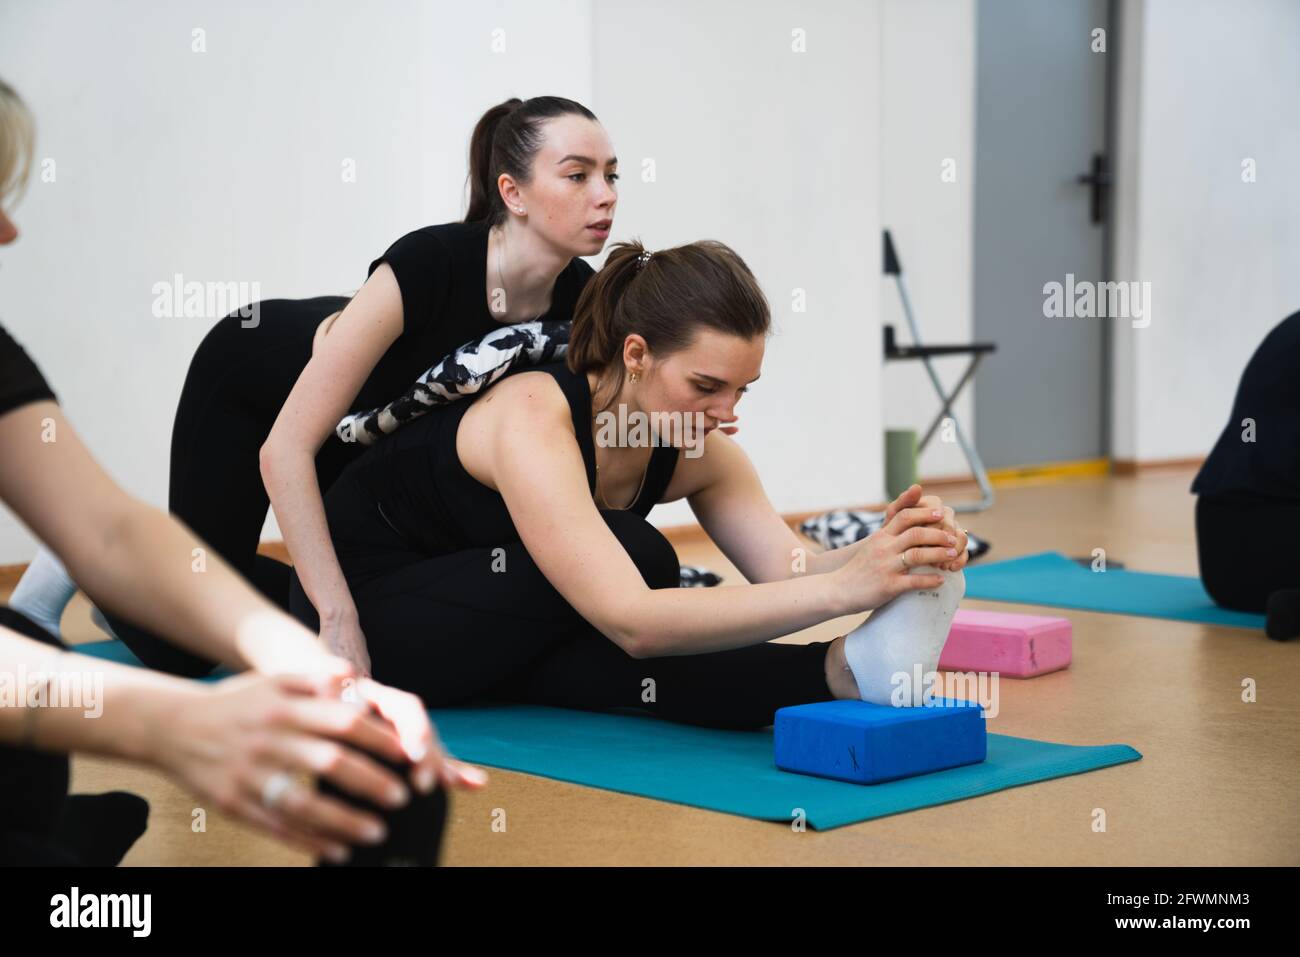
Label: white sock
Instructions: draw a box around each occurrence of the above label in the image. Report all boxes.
[7,544,78,640]
[843,565,965,706]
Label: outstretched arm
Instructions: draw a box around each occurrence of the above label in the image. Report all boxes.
[0,399,478,795]
[0,625,478,859]
[684,430,821,583]
[687,434,969,581]
[484,374,952,658]
[0,400,332,674]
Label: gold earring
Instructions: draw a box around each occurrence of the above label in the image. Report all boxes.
[630,371,640,382]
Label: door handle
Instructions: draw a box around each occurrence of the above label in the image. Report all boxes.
[1076,152,1111,225]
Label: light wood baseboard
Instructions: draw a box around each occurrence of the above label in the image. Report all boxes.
[1112,455,1205,475]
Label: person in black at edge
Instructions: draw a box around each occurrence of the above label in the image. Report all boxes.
[0,77,478,866]
[1191,309,1300,639]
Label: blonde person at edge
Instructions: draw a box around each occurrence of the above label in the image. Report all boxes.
[0,77,485,866]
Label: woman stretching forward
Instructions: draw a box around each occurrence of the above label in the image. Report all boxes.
[294,239,970,728]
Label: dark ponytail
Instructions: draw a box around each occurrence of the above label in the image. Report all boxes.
[568,239,772,414]
[464,95,598,226]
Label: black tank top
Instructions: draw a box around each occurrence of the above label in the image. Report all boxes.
[328,361,680,559]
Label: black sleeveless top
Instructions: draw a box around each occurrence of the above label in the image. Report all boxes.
[326,361,680,561]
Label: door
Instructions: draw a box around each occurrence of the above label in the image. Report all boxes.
[973,0,1112,469]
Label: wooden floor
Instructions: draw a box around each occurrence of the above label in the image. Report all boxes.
[8,467,1298,865]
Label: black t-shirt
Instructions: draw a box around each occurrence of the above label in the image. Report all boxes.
[363,220,595,410]
[0,322,57,418]
[1192,309,1300,502]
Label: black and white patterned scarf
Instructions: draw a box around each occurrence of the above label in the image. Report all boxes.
[800,509,989,560]
[335,319,571,446]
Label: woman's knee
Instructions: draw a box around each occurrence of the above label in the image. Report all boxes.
[598,509,679,590]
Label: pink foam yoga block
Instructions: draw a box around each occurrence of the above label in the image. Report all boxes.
[937,609,1072,677]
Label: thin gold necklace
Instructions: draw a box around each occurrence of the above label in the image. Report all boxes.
[595,448,652,511]
[592,372,653,510]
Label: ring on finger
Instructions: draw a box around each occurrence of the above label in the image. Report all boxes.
[899,549,910,571]
[261,770,296,811]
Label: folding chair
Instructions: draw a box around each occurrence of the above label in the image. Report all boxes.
[882,229,996,513]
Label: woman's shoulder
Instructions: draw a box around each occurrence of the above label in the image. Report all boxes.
[457,365,578,461]
[376,220,485,263]
[367,221,488,328]
[486,363,576,415]
[413,220,489,246]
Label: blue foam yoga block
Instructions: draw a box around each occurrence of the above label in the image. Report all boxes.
[774,698,987,784]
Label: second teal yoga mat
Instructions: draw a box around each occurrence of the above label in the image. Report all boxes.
[965,551,1267,629]
[73,639,1141,829]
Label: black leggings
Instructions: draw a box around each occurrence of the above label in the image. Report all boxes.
[103,298,355,677]
[0,606,77,864]
[292,501,836,731]
[1196,491,1300,612]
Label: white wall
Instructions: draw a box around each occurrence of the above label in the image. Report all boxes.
[2,0,978,563]
[9,1,1291,565]
[880,0,976,481]
[592,0,886,528]
[0,0,593,562]
[1110,0,1300,462]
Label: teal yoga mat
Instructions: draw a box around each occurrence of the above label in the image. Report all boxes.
[965,550,1267,629]
[427,703,1140,829]
[73,639,1141,830]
